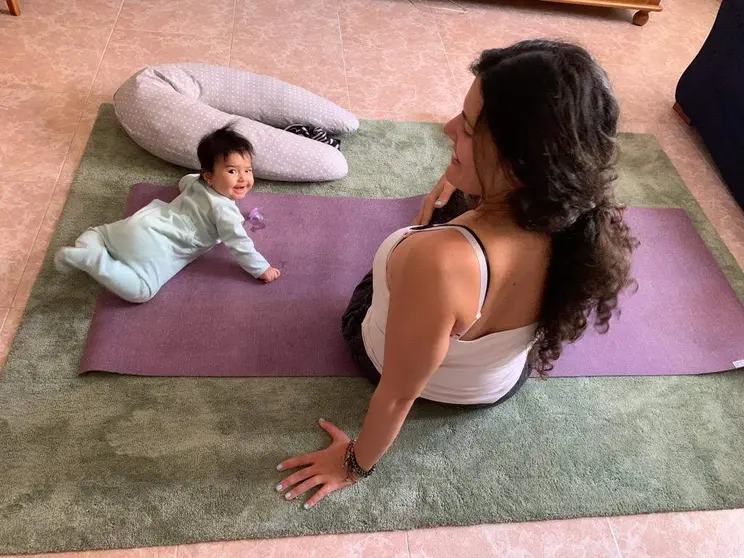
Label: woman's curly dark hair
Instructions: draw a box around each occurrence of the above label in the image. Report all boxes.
[471,40,638,375]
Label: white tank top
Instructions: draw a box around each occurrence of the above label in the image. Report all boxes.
[361,224,537,405]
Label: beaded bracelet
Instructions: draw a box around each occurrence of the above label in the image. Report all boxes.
[343,440,376,481]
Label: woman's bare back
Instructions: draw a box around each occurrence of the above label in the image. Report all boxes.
[453,210,549,340]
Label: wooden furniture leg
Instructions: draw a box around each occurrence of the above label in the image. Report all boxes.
[6,0,20,16]
[673,102,692,126]
[539,0,661,25]
[633,10,650,25]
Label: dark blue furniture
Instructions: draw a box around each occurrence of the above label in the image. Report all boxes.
[675,0,744,210]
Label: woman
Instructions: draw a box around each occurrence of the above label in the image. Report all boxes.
[275,40,637,508]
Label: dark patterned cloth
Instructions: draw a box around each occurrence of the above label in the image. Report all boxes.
[284,124,341,150]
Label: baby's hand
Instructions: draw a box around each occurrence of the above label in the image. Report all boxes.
[259,267,281,283]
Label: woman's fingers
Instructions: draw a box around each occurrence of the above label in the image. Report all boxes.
[414,189,442,226]
[413,206,425,227]
[283,475,324,501]
[415,197,435,227]
[435,178,456,207]
[413,176,456,226]
[304,482,348,510]
[275,421,354,510]
[276,464,317,494]
[317,418,349,442]
[276,451,317,473]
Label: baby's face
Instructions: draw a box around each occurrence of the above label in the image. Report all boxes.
[205,152,254,201]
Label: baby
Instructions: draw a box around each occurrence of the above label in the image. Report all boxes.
[55,126,281,303]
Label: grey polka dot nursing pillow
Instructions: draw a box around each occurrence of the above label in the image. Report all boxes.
[113,63,359,182]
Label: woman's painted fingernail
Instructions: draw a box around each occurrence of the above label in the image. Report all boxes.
[275,484,282,492]
[276,464,283,471]
[319,418,325,423]
[434,200,444,207]
[284,492,292,500]
[303,503,310,510]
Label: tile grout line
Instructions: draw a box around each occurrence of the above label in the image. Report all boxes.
[670,116,729,191]
[645,113,737,220]
[666,116,744,237]
[227,0,238,66]
[0,309,8,337]
[8,0,125,310]
[60,0,125,184]
[606,518,624,558]
[336,7,352,111]
[405,530,412,557]
[430,6,462,101]
[0,308,9,367]
[101,27,235,38]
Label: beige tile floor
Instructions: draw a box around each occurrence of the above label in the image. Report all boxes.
[1,0,743,556]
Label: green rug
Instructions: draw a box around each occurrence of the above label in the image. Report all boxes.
[1,105,743,555]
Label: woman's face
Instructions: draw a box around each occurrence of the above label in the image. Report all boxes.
[443,78,485,197]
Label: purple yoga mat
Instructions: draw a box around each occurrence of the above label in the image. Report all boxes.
[80,184,421,377]
[552,209,744,376]
[79,184,744,378]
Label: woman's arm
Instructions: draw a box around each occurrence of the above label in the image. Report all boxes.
[352,235,461,469]
[276,232,477,508]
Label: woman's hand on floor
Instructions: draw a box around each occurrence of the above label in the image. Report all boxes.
[276,419,354,509]
[413,175,456,226]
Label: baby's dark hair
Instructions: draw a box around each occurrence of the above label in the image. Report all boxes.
[197,126,255,172]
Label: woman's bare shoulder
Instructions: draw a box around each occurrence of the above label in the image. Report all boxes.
[387,228,480,292]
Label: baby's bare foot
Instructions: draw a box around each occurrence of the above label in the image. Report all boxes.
[259,267,281,283]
